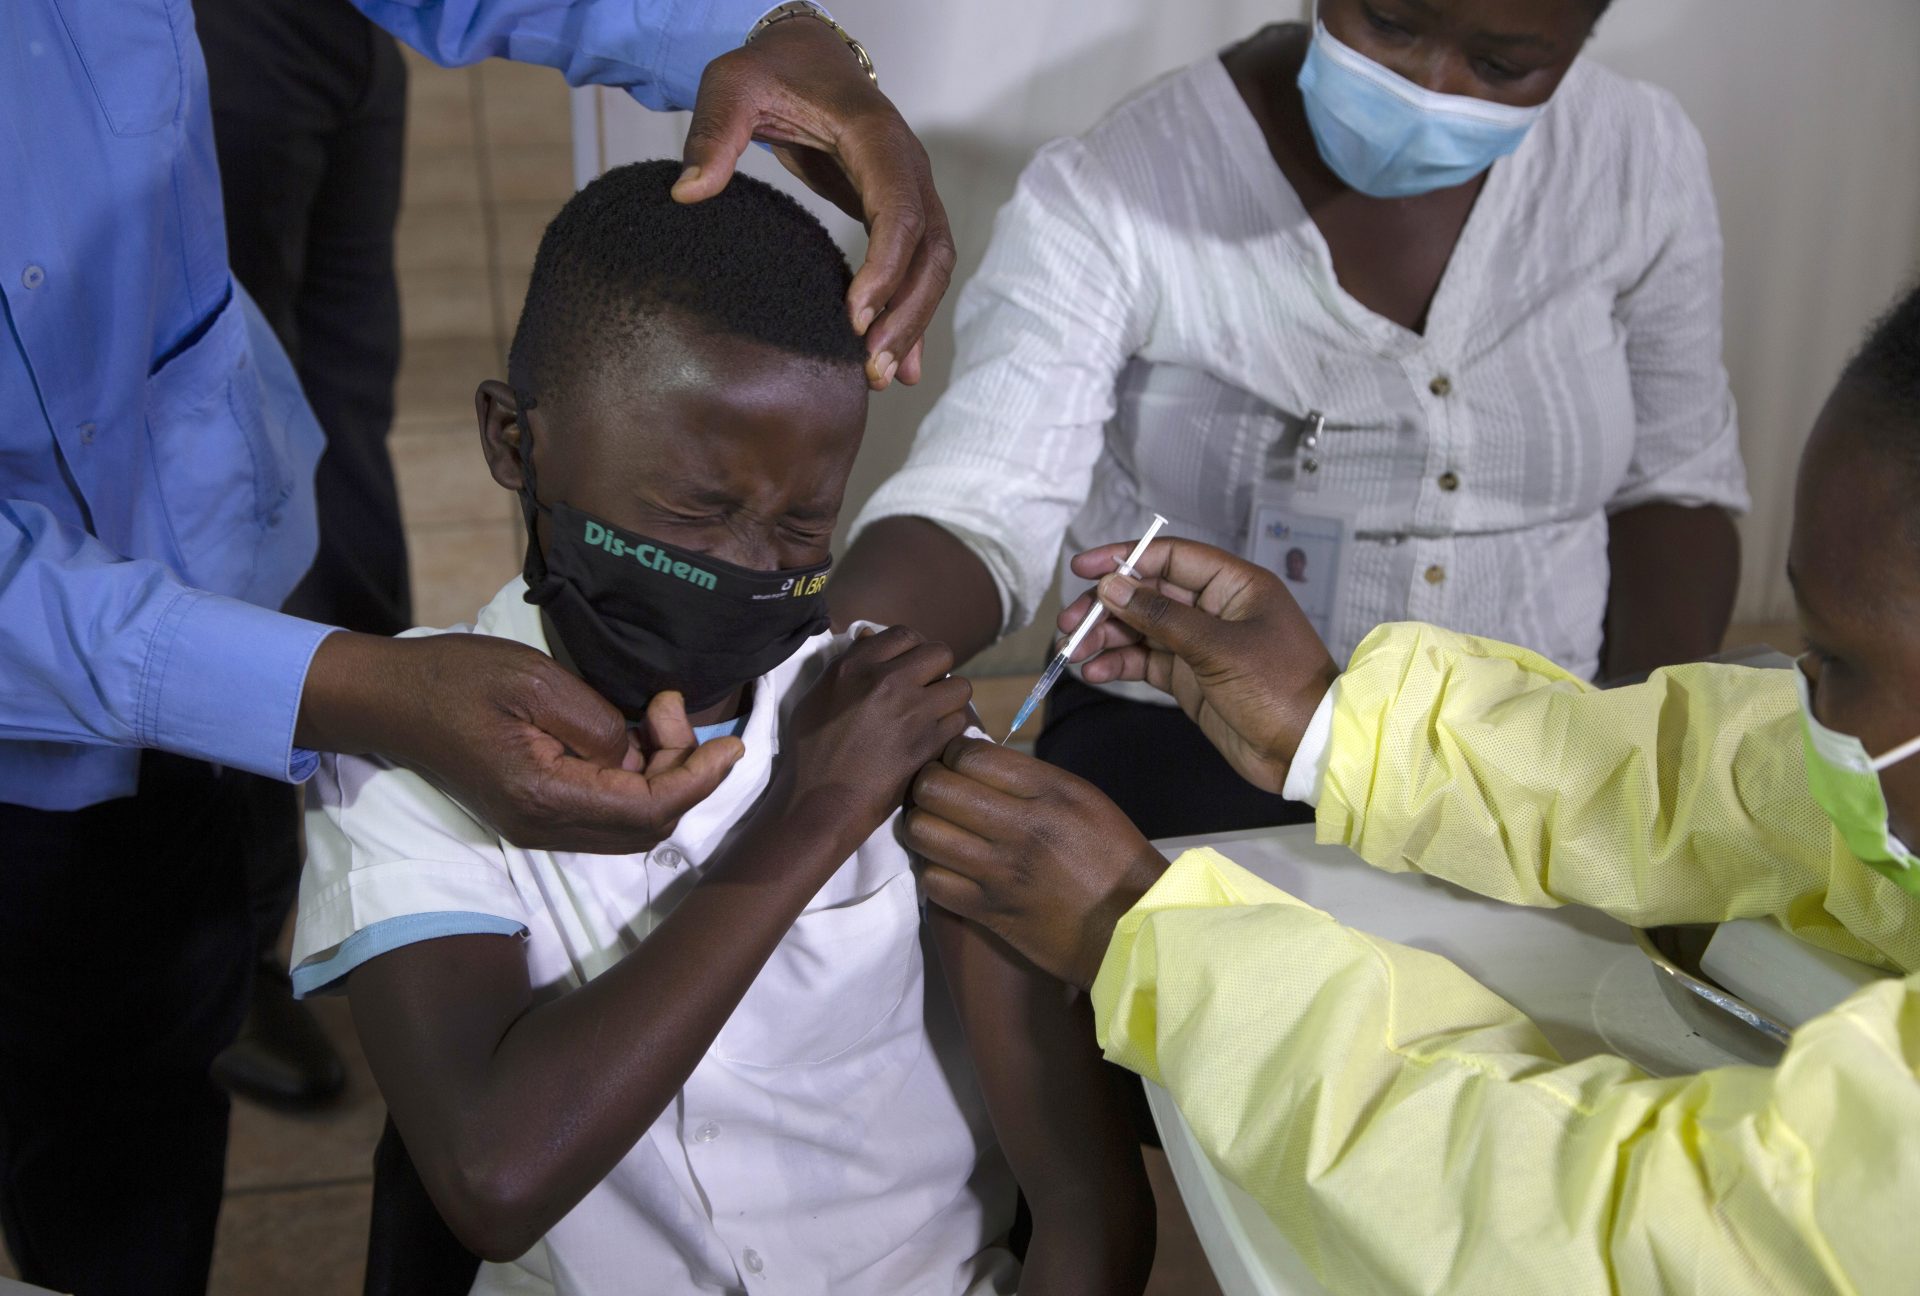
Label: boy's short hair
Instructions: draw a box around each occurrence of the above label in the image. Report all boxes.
[508,160,865,401]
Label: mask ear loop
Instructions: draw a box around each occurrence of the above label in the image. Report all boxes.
[1802,654,1920,771]
[1872,732,1920,772]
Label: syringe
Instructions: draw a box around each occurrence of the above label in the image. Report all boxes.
[1003,513,1169,743]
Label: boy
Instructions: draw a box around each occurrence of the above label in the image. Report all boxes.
[291,162,1153,1295]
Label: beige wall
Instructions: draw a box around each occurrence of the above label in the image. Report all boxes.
[577,0,1920,671]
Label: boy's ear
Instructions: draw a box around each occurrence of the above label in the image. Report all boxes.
[476,380,529,492]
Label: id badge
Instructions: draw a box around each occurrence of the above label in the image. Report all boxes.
[1247,411,1358,647]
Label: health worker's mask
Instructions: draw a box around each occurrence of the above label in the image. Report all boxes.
[515,427,831,716]
[1795,659,1920,896]
[1296,19,1546,199]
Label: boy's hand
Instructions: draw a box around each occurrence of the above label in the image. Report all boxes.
[297,632,743,854]
[772,626,972,851]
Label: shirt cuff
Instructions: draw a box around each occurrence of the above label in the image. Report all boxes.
[140,591,337,783]
[650,0,788,112]
[292,911,527,999]
[1280,680,1340,806]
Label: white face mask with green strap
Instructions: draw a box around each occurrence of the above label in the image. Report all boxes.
[1795,659,1920,895]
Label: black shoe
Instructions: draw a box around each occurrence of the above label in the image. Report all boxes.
[212,959,348,1110]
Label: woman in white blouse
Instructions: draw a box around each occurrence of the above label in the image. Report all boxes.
[836,0,1749,838]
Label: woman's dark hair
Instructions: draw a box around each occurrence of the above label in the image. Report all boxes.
[508,160,864,401]
[1843,282,1920,455]
[1838,281,1920,549]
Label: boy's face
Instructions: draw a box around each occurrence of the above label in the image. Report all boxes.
[1789,384,1920,843]
[478,326,869,576]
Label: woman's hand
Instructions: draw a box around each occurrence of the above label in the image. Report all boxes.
[773,627,973,850]
[905,738,1167,989]
[1060,537,1340,794]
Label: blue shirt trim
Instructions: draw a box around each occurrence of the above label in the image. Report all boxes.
[693,715,750,744]
[291,911,526,999]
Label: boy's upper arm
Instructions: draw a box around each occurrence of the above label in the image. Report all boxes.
[346,931,537,1162]
[929,906,1130,1206]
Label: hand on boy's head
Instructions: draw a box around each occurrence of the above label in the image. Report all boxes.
[773,626,974,848]
[297,633,742,854]
[672,14,952,391]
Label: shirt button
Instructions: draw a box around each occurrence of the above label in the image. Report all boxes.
[77,422,96,445]
[1424,564,1447,585]
[1429,374,1452,397]
[694,1120,721,1143]
[742,1248,764,1275]
[656,847,684,868]
[1437,471,1460,492]
[21,264,45,290]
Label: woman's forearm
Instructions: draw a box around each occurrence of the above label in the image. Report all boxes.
[831,516,1004,663]
[1602,502,1740,680]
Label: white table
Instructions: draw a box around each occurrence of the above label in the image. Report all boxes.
[1143,825,1751,1296]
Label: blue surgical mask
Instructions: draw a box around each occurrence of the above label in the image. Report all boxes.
[1297,20,1546,199]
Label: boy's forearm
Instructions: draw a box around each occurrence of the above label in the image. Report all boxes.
[928,909,1156,1293]
[352,797,862,1261]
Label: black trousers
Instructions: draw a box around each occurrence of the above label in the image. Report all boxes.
[0,756,256,1296]
[1035,671,1314,841]
[197,0,412,642]
[196,0,412,965]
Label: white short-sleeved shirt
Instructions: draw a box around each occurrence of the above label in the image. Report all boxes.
[852,51,1750,684]
[293,579,1018,1296]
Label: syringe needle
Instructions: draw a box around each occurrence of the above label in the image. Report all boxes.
[1000,514,1168,744]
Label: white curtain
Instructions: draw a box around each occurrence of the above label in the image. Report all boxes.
[575,0,1920,668]
[1586,0,1920,626]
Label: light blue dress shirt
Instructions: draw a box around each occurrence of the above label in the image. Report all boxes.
[0,0,771,811]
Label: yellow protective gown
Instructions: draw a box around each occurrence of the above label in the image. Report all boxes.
[1092,623,1920,1294]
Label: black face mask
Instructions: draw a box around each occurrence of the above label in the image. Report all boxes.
[515,426,831,716]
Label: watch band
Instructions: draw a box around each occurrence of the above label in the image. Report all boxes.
[746,2,877,86]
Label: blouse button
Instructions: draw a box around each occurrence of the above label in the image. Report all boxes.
[1429,375,1452,397]
[1424,564,1447,585]
[21,264,45,290]
[742,1248,764,1275]
[694,1120,721,1143]
[1437,471,1460,492]
[655,847,685,868]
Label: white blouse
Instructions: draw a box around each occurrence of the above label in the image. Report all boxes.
[294,581,1018,1296]
[852,52,1749,683]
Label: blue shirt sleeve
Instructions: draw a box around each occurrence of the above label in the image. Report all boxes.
[350,0,779,112]
[0,499,334,783]
[292,911,528,999]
